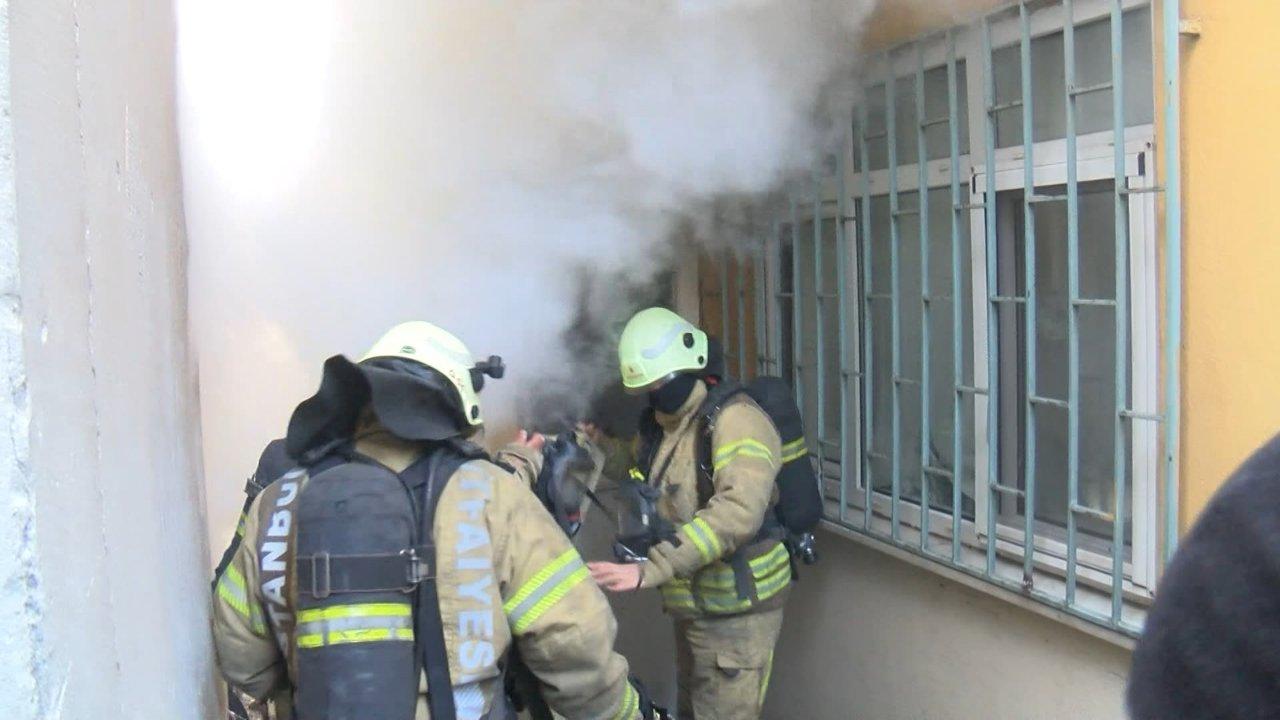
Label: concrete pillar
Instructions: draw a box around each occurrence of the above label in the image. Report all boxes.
[0,0,215,717]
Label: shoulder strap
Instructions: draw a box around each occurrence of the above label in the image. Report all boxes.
[694,381,746,507]
[635,408,661,476]
[404,444,483,720]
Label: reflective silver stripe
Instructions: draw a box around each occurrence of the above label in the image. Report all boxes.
[505,553,588,633]
[640,322,693,360]
[295,613,412,638]
[454,681,487,720]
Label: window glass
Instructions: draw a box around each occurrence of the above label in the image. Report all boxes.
[862,61,971,171]
[924,187,976,517]
[924,61,971,161]
[996,181,1132,553]
[893,76,920,167]
[994,7,1154,148]
[863,83,888,172]
[861,189,973,513]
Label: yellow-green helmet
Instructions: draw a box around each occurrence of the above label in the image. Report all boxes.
[618,307,708,394]
[360,321,489,427]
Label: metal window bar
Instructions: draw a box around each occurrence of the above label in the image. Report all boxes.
[769,218,784,379]
[754,243,765,376]
[813,172,828,457]
[886,56,903,541]
[720,253,731,370]
[791,200,804,422]
[1063,0,1083,606]
[1016,1,1040,591]
[858,98,875,533]
[947,29,966,565]
[787,1,1180,639]
[737,252,748,379]
[837,137,853,526]
[981,15,1001,578]
[1109,0,1132,623]
[916,42,933,553]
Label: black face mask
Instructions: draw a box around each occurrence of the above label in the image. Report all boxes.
[648,374,698,415]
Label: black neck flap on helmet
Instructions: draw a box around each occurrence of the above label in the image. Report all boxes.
[286,354,474,464]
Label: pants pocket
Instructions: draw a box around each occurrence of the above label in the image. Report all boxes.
[714,648,762,680]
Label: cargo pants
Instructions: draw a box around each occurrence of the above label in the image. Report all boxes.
[673,607,784,720]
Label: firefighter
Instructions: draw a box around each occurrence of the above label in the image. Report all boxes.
[212,321,658,720]
[212,438,292,720]
[588,307,788,720]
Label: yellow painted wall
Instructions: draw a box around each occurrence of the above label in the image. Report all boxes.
[1176,0,1280,526]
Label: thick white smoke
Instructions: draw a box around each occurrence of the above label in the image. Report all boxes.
[178,1,876,560]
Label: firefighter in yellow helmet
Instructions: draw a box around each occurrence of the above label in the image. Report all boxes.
[589,307,789,720]
[211,321,662,720]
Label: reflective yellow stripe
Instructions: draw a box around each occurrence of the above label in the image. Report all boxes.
[628,467,645,482]
[759,650,775,709]
[250,606,267,637]
[216,565,251,618]
[217,580,250,619]
[505,549,589,633]
[680,518,723,563]
[712,439,776,472]
[223,564,247,591]
[693,518,723,558]
[693,548,790,591]
[754,565,792,601]
[611,681,639,720]
[749,544,791,573]
[217,565,268,636]
[295,602,413,649]
[297,627,414,649]
[297,602,412,623]
[781,438,808,464]
[659,547,792,614]
[660,584,697,611]
[713,438,773,463]
[235,513,247,539]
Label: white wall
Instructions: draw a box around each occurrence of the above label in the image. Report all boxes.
[0,0,216,717]
[761,529,1132,720]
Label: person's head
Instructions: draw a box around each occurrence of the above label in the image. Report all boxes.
[286,321,505,459]
[617,307,708,414]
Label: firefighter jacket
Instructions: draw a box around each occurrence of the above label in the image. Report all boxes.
[211,422,646,720]
[630,381,790,618]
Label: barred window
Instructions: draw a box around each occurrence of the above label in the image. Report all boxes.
[713,0,1176,637]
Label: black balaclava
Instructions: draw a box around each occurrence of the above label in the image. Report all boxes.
[649,373,699,415]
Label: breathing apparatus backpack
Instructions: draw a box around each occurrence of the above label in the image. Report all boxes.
[287,438,487,720]
[624,375,822,573]
[695,376,822,566]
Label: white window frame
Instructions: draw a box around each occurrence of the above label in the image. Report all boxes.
[970,125,1160,591]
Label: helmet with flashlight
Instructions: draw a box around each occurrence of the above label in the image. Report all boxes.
[617,307,708,393]
[360,321,504,429]
[286,321,507,461]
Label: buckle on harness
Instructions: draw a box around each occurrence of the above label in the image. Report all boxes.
[310,551,332,599]
[401,547,432,590]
